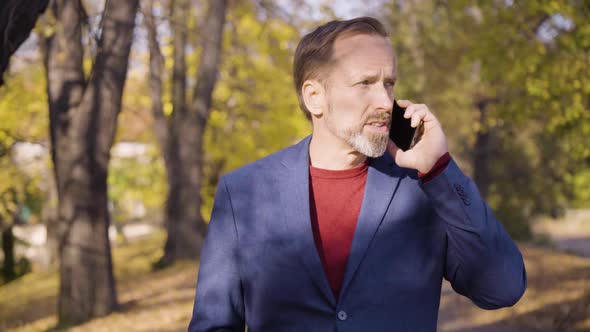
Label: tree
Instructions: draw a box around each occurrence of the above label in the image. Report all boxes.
[144,0,228,265]
[381,0,590,237]
[41,0,139,324]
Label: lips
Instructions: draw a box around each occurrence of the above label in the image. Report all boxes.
[365,118,390,133]
[366,118,390,127]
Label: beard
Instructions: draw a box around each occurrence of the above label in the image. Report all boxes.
[324,104,390,158]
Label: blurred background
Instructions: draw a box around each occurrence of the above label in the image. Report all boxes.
[0,0,589,331]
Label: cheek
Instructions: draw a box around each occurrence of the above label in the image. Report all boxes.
[330,93,365,119]
[325,87,370,129]
[330,105,361,128]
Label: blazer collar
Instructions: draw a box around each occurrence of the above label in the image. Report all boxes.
[340,152,403,300]
[279,135,335,304]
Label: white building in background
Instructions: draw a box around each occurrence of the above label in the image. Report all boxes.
[11,224,50,267]
[11,141,48,175]
[10,222,156,267]
[111,141,151,159]
[11,140,154,169]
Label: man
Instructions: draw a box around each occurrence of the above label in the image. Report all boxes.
[188,17,526,332]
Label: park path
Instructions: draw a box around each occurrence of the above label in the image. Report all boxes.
[437,281,539,332]
[533,209,590,258]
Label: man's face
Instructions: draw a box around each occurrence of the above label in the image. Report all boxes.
[321,33,396,157]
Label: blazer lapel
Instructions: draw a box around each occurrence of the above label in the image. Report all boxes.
[339,153,403,299]
[280,135,336,306]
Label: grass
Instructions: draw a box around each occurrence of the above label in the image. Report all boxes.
[1,232,589,331]
[0,231,198,332]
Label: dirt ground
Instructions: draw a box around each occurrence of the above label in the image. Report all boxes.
[438,280,537,332]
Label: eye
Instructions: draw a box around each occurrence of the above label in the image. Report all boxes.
[359,80,370,85]
[384,81,396,87]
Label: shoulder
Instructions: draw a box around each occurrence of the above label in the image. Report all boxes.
[222,138,303,186]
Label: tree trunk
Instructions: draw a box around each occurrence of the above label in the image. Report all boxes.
[158,0,228,265]
[473,99,492,200]
[1,225,16,281]
[143,0,168,164]
[159,0,191,266]
[43,0,139,325]
[143,0,179,266]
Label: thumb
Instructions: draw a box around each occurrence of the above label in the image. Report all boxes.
[387,140,413,168]
[394,149,414,168]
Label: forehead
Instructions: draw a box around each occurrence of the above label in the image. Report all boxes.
[331,33,396,79]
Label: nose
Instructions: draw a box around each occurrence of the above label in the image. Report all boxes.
[374,84,394,112]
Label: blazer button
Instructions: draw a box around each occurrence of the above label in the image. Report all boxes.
[337,310,348,321]
[454,183,465,194]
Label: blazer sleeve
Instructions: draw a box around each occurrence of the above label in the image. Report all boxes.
[188,176,246,331]
[419,159,527,309]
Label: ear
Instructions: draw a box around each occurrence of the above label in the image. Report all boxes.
[302,79,326,117]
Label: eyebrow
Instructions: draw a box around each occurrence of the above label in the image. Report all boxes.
[353,72,397,82]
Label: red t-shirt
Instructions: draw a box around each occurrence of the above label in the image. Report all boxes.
[309,159,369,299]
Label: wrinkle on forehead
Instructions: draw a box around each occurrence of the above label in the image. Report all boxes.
[331,34,396,81]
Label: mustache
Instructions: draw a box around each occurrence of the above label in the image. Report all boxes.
[364,114,391,123]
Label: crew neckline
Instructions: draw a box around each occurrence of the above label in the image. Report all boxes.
[309,159,369,179]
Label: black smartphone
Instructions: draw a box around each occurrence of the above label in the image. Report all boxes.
[389,100,423,151]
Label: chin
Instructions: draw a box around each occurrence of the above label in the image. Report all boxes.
[349,133,388,158]
[362,149,387,158]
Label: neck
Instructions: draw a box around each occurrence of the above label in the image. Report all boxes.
[309,128,367,170]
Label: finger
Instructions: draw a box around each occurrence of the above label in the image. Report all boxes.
[403,103,424,119]
[411,108,427,127]
[396,99,413,108]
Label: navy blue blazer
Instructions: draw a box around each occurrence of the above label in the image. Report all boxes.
[188,135,526,332]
